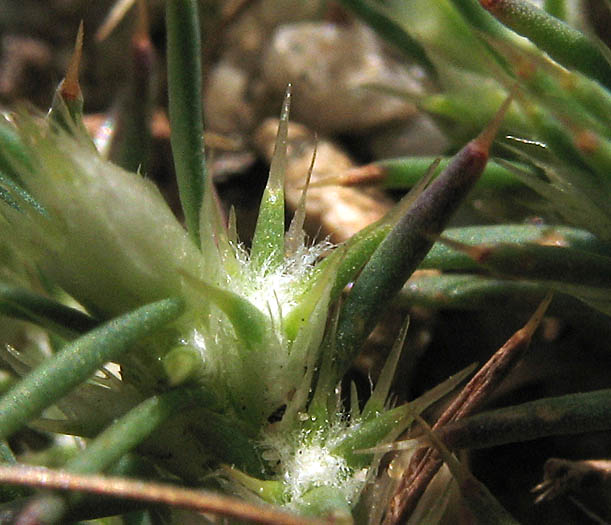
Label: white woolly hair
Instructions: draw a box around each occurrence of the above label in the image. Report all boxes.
[228,238,334,314]
[260,421,367,510]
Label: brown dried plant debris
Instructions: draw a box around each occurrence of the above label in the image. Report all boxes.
[385,293,553,524]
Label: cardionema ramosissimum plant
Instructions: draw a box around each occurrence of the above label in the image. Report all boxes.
[0,1,610,524]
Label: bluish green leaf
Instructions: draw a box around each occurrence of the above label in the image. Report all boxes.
[0,297,184,441]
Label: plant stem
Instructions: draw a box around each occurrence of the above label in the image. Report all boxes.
[0,465,325,525]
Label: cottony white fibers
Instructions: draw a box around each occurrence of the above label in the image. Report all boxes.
[261,422,366,508]
[287,440,350,498]
[227,239,334,317]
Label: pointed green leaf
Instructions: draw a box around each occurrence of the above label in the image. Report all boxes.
[333,364,475,468]
[422,225,610,271]
[295,486,352,519]
[198,165,228,275]
[363,157,524,191]
[108,3,156,173]
[47,22,92,143]
[448,0,514,38]
[0,171,46,215]
[362,317,409,420]
[250,86,291,271]
[285,141,315,257]
[338,0,436,75]
[397,273,602,317]
[181,272,267,349]
[334,113,502,376]
[0,118,32,187]
[462,242,611,289]
[323,157,437,303]
[282,250,337,343]
[222,466,285,505]
[14,385,197,525]
[166,0,206,246]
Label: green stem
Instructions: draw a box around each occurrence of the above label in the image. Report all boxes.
[166,0,207,247]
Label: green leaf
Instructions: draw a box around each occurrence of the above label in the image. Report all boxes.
[397,273,603,317]
[480,0,611,89]
[361,317,409,420]
[166,0,207,246]
[47,22,92,144]
[366,157,525,191]
[334,100,508,377]
[323,156,437,303]
[66,388,200,475]
[250,86,291,271]
[332,363,475,468]
[282,252,338,343]
[422,225,611,271]
[106,4,156,173]
[0,281,98,338]
[0,297,184,441]
[438,389,611,450]
[338,0,436,75]
[181,272,267,349]
[543,0,567,20]
[0,118,32,187]
[461,242,611,289]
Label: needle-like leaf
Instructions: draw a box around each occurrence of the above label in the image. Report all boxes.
[166,0,207,246]
[480,0,611,89]
[0,281,98,338]
[0,297,184,441]
[334,95,513,378]
[251,86,291,271]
